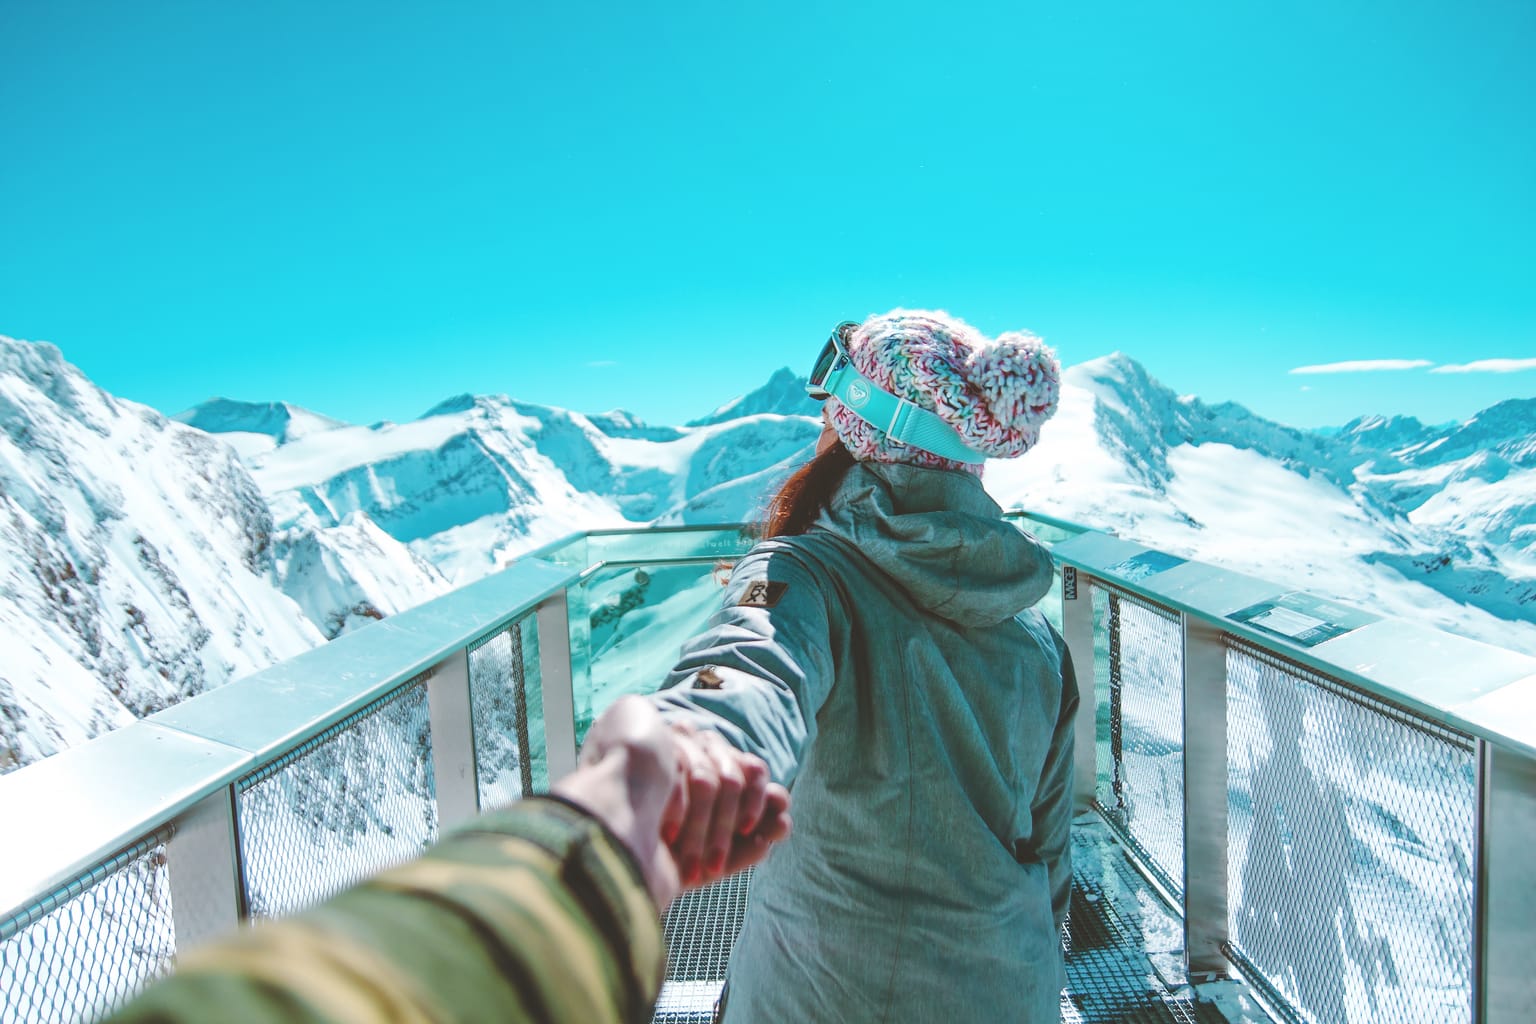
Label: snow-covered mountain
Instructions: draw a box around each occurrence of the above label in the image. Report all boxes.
[174,398,349,460]
[688,367,815,426]
[0,338,323,770]
[210,389,821,585]
[2,333,1531,774]
[985,354,1536,652]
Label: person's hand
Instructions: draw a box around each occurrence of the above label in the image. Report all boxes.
[551,698,791,910]
[664,720,791,889]
[552,697,685,908]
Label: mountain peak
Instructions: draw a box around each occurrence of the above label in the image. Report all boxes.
[418,393,513,419]
[688,367,817,427]
[585,409,686,442]
[1067,351,1149,381]
[1062,352,1172,421]
[1335,413,1432,453]
[175,398,347,444]
[1,334,110,420]
[1429,397,1536,466]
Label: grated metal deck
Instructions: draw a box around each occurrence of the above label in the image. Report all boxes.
[651,814,1255,1023]
[1062,817,1231,1023]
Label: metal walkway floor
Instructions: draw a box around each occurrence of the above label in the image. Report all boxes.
[651,813,1264,1023]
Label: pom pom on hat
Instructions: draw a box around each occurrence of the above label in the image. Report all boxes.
[825,308,1060,475]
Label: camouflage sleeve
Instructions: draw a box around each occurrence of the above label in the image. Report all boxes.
[107,796,665,1024]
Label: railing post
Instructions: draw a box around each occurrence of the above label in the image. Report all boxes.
[1479,740,1536,1022]
[1060,567,1097,812]
[166,788,244,950]
[1182,614,1230,979]
[537,591,580,782]
[427,648,479,829]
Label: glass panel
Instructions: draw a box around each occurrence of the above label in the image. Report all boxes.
[523,532,588,571]
[1226,644,1475,1024]
[519,614,548,793]
[575,562,728,747]
[1003,511,1085,548]
[235,678,437,919]
[0,834,174,1024]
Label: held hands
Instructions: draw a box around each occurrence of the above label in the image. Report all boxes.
[664,719,791,889]
[552,697,791,911]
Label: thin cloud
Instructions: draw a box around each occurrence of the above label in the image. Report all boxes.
[1288,359,1433,375]
[1429,358,1536,374]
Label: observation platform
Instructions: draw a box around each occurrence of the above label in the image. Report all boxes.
[1,518,1533,1023]
[652,815,1257,1024]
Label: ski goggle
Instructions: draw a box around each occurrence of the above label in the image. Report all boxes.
[805,321,860,400]
[804,321,987,464]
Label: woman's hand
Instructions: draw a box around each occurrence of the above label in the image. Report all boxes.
[665,719,791,888]
[554,697,790,910]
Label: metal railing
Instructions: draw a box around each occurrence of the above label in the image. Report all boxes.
[0,516,1531,1023]
[1053,529,1536,1024]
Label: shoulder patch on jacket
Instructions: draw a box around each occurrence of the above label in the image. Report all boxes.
[738,579,788,608]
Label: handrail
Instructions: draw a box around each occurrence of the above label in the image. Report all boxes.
[0,558,586,926]
[1001,506,1097,538]
[1047,529,1536,760]
[1046,526,1536,1023]
[0,525,764,933]
[1,514,1531,1022]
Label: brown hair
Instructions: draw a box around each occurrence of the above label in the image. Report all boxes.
[762,440,856,538]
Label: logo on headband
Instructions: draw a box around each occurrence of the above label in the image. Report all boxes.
[846,381,870,409]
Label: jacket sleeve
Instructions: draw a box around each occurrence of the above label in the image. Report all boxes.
[650,544,837,787]
[1032,634,1079,930]
[106,796,665,1024]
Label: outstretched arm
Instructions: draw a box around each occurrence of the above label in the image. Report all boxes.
[107,699,789,1024]
[651,545,838,785]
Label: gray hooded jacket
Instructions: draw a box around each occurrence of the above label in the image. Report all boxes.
[654,462,1077,1023]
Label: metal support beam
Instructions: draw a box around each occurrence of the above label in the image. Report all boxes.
[537,592,580,783]
[1060,567,1098,812]
[1182,614,1230,980]
[1478,741,1536,1022]
[166,788,243,950]
[427,648,479,829]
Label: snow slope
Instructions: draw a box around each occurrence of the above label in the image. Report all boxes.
[985,355,1536,653]
[216,392,821,584]
[173,398,349,460]
[0,337,324,770]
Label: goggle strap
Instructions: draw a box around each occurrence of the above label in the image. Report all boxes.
[821,360,986,463]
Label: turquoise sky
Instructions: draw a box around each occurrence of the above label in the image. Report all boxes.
[2,1,1531,430]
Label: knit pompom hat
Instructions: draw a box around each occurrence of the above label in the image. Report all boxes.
[825,308,1061,476]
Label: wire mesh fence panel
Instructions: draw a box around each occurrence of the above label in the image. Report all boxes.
[0,833,174,1024]
[1225,643,1476,1024]
[1093,585,1185,896]
[235,677,438,920]
[468,620,533,810]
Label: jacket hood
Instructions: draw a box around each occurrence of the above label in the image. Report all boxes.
[814,462,1055,626]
